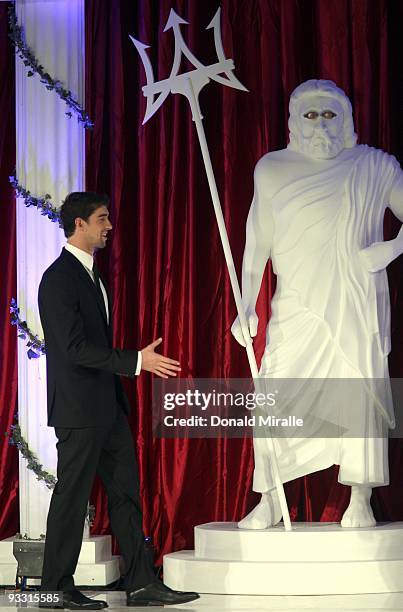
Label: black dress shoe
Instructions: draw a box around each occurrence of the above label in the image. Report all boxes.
[126,581,199,606]
[39,589,108,610]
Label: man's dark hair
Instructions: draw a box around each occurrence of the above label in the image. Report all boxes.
[60,192,110,238]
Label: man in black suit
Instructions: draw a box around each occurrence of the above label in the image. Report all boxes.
[38,192,199,609]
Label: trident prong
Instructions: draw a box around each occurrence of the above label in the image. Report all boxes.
[129,36,170,124]
[164,9,204,71]
[131,8,292,532]
[130,7,248,125]
[206,8,248,92]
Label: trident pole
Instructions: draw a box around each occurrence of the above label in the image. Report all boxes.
[131,7,292,531]
[183,78,291,532]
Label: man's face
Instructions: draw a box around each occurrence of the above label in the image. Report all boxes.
[78,205,112,250]
[297,95,344,159]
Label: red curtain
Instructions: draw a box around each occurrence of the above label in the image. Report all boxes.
[85,0,403,564]
[0,2,19,539]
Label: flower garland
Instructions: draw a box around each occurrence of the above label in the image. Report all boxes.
[6,424,95,527]
[9,174,61,225]
[8,5,94,129]
[7,314,97,525]
[10,299,46,359]
[6,424,56,489]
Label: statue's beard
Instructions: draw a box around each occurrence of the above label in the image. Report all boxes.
[299,129,344,160]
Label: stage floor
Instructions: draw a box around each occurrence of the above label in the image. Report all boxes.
[2,590,402,611]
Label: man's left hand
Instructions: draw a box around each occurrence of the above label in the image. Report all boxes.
[140,338,181,378]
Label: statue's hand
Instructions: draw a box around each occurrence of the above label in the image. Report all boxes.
[360,226,403,272]
[231,310,258,347]
[359,241,396,273]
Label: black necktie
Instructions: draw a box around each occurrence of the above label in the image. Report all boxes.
[93,263,107,319]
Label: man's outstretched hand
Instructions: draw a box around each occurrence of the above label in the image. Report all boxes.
[141,338,181,378]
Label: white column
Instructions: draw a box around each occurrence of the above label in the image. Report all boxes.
[15,0,85,538]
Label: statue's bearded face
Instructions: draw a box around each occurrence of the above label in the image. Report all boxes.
[296,95,345,160]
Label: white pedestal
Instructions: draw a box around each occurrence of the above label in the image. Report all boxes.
[163,521,403,595]
[0,536,119,587]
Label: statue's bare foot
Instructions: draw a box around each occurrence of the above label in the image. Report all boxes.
[238,490,282,529]
[341,485,376,528]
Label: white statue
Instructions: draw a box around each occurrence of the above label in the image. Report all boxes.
[232,79,403,529]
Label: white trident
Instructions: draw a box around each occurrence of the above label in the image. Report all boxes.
[131,7,292,531]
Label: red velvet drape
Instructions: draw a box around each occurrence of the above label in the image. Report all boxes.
[0,2,19,539]
[84,0,403,564]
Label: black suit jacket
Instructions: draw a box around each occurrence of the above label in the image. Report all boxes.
[38,248,138,427]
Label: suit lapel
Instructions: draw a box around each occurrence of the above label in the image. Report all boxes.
[60,248,109,327]
[100,274,113,341]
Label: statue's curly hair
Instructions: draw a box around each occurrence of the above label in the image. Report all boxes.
[288,79,357,151]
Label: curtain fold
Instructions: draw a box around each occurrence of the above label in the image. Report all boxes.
[0,2,18,540]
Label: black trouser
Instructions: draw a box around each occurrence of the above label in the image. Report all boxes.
[41,411,156,592]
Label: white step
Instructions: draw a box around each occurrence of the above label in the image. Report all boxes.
[164,550,403,595]
[164,521,403,595]
[75,556,120,586]
[0,558,120,587]
[78,537,112,564]
[195,521,403,561]
[0,536,120,587]
[0,536,112,564]
[0,563,16,586]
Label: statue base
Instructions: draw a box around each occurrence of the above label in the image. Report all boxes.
[163,521,403,595]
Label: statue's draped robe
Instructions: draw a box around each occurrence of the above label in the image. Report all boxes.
[254,145,400,491]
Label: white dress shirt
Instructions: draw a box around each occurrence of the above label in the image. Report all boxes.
[65,243,141,375]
